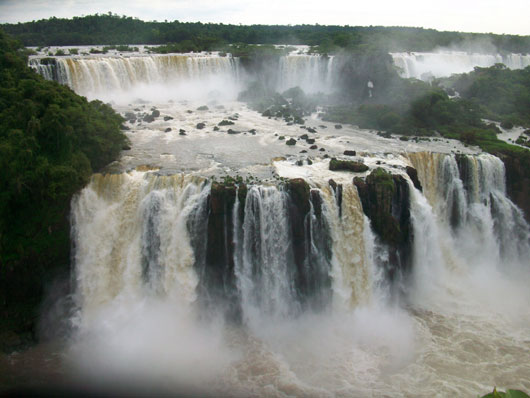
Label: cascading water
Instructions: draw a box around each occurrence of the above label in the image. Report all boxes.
[67,150,530,396]
[29,53,241,101]
[277,54,336,93]
[391,51,530,79]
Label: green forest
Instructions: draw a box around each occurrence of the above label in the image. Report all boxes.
[3,13,530,54]
[0,28,127,345]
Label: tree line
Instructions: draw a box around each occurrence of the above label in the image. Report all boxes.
[2,13,530,54]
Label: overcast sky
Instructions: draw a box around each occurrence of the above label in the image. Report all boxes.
[0,0,529,35]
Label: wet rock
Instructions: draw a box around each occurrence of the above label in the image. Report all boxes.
[179,129,186,134]
[227,129,241,134]
[319,148,325,152]
[143,114,155,123]
[306,127,317,133]
[124,112,136,121]
[354,168,413,286]
[300,150,307,153]
[122,144,131,150]
[286,138,297,146]
[151,109,160,117]
[300,134,309,140]
[165,128,172,132]
[218,120,234,126]
[179,131,186,136]
[279,136,285,140]
[329,158,368,172]
[334,124,343,129]
[296,160,304,166]
[405,166,422,191]
[163,116,174,121]
[213,126,220,131]
[310,145,318,150]
[306,138,315,144]
[197,105,209,111]
[343,150,356,156]
[196,122,206,129]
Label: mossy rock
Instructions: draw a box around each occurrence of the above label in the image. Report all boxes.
[329,158,369,173]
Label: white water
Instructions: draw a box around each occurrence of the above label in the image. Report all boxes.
[278,55,335,93]
[391,51,530,79]
[28,48,530,396]
[65,151,530,396]
[30,53,242,102]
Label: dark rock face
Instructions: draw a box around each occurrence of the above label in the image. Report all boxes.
[501,155,530,223]
[329,158,369,173]
[405,166,422,192]
[196,182,247,321]
[354,168,413,290]
[286,179,332,311]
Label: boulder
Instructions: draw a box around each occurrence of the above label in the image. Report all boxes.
[343,150,356,156]
[329,158,368,172]
[286,138,297,146]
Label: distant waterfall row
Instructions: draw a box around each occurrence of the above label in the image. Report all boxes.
[29,54,241,97]
[29,53,337,97]
[391,51,530,79]
[71,152,530,328]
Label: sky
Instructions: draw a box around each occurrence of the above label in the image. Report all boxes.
[0,0,529,35]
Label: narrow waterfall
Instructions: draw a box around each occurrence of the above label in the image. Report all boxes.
[277,54,336,93]
[391,51,530,79]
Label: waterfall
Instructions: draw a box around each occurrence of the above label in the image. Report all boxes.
[68,151,530,395]
[391,51,530,79]
[29,53,241,99]
[277,54,335,93]
[407,152,530,274]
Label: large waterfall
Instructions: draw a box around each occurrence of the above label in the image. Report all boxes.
[68,153,530,396]
[29,53,241,100]
[25,46,530,396]
[391,51,530,79]
[29,52,336,99]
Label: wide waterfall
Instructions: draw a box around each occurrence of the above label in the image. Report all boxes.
[391,51,530,79]
[29,53,241,101]
[67,152,530,396]
[29,52,337,99]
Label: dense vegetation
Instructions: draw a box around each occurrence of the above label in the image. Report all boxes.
[324,64,530,149]
[0,28,127,347]
[3,13,530,54]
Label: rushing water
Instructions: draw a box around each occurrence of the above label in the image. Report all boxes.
[391,51,530,80]
[26,50,530,396]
